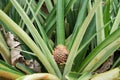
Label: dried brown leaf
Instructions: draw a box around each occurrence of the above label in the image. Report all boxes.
[95,55,114,73]
[25,60,41,72]
[3,31,41,72]
[4,31,24,66]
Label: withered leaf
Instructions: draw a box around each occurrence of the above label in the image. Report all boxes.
[95,55,114,73]
[4,31,41,72]
[4,31,24,66]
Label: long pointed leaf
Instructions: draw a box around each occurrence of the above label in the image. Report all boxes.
[0,10,56,76]
[63,0,102,78]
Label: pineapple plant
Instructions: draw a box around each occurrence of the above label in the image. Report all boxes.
[0,0,120,80]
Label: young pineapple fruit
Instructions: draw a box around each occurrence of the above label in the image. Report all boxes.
[53,45,69,64]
